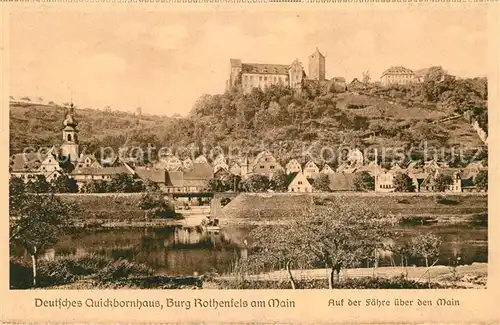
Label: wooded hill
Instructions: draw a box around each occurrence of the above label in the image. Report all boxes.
[10,67,487,165]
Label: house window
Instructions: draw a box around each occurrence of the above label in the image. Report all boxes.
[298,181,303,185]
[260,165,264,169]
[67,134,72,141]
[270,166,275,169]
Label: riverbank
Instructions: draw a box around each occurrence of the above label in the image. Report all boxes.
[219,192,488,225]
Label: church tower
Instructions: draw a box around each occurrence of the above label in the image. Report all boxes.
[308,47,326,81]
[60,102,80,163]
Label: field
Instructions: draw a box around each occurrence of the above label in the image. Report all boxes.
[219,192,488,225]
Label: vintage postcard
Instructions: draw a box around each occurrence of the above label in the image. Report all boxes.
[1,1,499,324]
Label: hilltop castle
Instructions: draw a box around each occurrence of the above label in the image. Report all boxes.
[227,48,327,93]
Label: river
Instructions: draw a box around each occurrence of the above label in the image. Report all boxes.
[11,224,487,276]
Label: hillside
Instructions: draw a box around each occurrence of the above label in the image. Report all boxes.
[9,67,487,164]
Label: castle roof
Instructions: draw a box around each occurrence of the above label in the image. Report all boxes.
[310,47,325,58]
[241,63,290,75]
[381,66,415,77]
[230,58,242,67]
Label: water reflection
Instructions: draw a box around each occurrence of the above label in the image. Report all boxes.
[12,224,487,276]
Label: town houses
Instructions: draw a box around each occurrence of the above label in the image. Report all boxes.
[9,102,487,194]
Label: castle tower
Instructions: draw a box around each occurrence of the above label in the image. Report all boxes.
[228,58,242,89]
[60,102,80,163]
[288,59,304,89]
[308,47,326,81]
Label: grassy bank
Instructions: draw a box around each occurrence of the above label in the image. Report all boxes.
[53,193,180,222]
[10,255,202,290]
[220,192,487,225]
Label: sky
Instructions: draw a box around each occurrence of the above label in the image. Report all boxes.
[9,7,488,116]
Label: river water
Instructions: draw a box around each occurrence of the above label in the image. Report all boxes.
[12,224,487,276]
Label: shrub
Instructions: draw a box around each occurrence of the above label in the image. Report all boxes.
[95,259,153,283]
[10,259,33,289]
[38,259,76,287]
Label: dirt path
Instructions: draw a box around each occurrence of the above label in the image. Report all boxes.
[217,263,487,286]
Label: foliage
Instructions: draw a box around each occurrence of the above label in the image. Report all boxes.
[393,173,415,192]
[248,200,396,289]
[95,259,153,283]
[9,192,79,287]
[80,180,110,193]
[25,175,51,193]
[474,170,488,191]
[80,174,144,193]
[205,179,227,192]
[143,179,161,193]
[248,214,313,289]
[139,193,175,218]
[10,71,488,163]
[50,175,79,193]
[312,174,331,192]
[434,174,453,192]
[353,171,375,191]
[9,176,26,214]
[242,174,270,192]
[410,233,442,267]
[269,170,289,192]
[108,173,144,192]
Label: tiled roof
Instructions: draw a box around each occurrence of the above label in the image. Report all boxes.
[135,168,166,183]
[184,163,213,180]
[328,173,356,191]
[241,63,290,75]
[165,171,184,187]
[382,66,415,76]
[10,153,46,172]
[183,179,209,188]
[71,166,132,175]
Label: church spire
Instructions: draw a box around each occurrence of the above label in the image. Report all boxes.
[60,101,80,163]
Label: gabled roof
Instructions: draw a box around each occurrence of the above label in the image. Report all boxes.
[303,160,319,170]
[381,66,415,76]
[184,163,213,180]
[406,160,423,170]
[135,168,166,183]
[165,171,184,187]
[286,172,311,188]
[10,153,46,172]
[241,63,290,75]
[71,166,132,176]
[194,155,208,163]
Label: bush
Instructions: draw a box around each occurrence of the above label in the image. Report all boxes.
[10,259,33,289]
[95,259,153,283]
[38,260,75,287]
